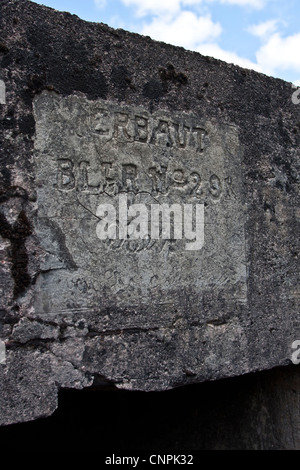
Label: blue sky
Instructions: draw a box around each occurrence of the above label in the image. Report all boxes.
[32,0,300,85]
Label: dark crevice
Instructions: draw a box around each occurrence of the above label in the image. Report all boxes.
[0,366,297,449]
[159,63,188,89]
[0,209,32,298]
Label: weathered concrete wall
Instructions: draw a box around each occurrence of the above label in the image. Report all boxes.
[0,365,299,450]
[0,0,299,432]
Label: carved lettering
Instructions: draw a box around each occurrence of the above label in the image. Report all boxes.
[190,127,206,152]
[135,115,149,143]
[34,93,246,308]
[172,169,186,186]
[114,112,133,142]
[149,165,167,195]
[151,120,172,147]
[102,162,119,196]
[189,172,202,198]
[79,161,92,191]
[209,174,222,199]
[93,109,110,135]
[224,176,236,199]
[122,164,138,193]
[89,102,208,152]
[56,159,75,190]
[172,123,190,149]
[55,159,234,203]
[79,161,102,192]
[102,162,113,181]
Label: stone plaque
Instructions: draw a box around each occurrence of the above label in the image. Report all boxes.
[33,92,247,323]
[1,0,300,428]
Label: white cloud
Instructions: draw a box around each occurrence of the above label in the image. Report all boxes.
[120,0,273,76]
[248,20,300,81]
[121,0,267,17]
[122,0,181,17]
[181,0,204,4]
[215,0,266,8]
[141,11,222,49]
[248,19,278,38]
[197,43,262,71]
[247,18,300,81]
[256,32,300,76]
[139,8,263,73]
[94,0,106,8]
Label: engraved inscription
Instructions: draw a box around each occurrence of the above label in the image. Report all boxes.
[33,92,247,314]
[55,157,234,202]
[94,109,208,150]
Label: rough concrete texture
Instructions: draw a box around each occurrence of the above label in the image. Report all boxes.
[1,365,299,450]
[0,0,299,431]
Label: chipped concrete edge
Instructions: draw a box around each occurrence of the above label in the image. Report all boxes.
[0,341,6,365]
[0,80,6,105]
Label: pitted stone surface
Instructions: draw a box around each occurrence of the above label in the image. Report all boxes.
[0,81,6,105]
[0,0,299,426]
[33,93,247,318]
